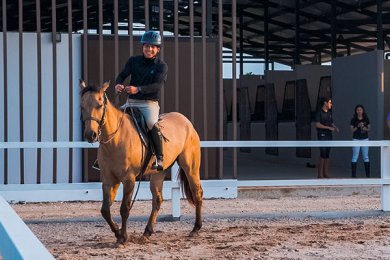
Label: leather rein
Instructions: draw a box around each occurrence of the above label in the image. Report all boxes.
[82,92,125,144]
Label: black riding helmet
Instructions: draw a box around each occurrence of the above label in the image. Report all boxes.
[141,30,161,46]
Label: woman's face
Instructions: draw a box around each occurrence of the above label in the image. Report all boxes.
[356,107,364,116]
[143,44,160,59]
[326,100,332,110]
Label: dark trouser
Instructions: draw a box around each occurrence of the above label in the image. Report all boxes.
[317,132,332,178]
[318,133,332,159]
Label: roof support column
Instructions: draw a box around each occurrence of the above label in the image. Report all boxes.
[377,0,384,50]
[206,0,212,36]
[232,0,237,179]
[239,8,244,78]
[218,0,223,179]
[264,0,269,71]
[331,0,337,58]
[294,0,300,65]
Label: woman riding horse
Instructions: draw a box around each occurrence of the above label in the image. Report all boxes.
[115,30,167,171]
[80,31,203,245]
[94,30,166,171]
[80,81,203,245]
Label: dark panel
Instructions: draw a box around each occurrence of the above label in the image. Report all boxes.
[252,84,265,121]
[265,83,278,156]
[295,79,311,158]
[315,76,332,113]
[239,87,251,153]
[280,80,295,122]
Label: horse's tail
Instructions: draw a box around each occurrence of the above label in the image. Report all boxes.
[178,168,195,206]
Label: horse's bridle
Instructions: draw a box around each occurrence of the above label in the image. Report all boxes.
[82,92,108,128]
[82,92,125,144]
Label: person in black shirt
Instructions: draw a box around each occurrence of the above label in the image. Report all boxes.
[350,105,371,178]
[115,30,168,170]
[315,97,339,178]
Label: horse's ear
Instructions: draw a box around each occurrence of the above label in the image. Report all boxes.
[79,79,87,89]
[101,81,110,92]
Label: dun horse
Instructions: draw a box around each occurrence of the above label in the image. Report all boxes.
[80,81,203,244]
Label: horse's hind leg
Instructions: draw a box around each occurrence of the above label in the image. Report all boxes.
[101,182,121,238]
[117,176,136,244]
[178,151,203,237]
[143,171,166,237]
[186,170,203,237]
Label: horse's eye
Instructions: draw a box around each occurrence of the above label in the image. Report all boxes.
[97,104,103,109]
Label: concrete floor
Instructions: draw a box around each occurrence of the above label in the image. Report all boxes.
[222,148,379,180]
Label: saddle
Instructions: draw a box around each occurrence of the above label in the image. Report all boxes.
[126,107,152,149]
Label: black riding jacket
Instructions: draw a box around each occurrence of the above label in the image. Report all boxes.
[115,55,168,101]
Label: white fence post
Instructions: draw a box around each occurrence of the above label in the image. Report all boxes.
[381,145,390,211]
[171,163,181,219]
[0,195,55,259]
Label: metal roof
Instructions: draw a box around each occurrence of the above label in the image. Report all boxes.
[1,0,390,65]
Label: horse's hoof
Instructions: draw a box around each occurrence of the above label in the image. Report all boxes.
[189,230,199,237]
[114,242,126,248]
[114,229,121,239]
[116,236,127,245]
[143,228,153,237]
[139,235,150,244]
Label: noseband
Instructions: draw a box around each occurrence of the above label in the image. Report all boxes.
[82,91,125,144]
[83,92,108,128]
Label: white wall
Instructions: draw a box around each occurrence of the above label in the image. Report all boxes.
[384,60,390,140]
[295,65,331,111]
[332,50,384,170]
[0,33,82,184]
[332,51,384,141]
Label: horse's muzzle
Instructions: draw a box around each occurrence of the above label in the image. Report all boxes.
[84,130,98,143]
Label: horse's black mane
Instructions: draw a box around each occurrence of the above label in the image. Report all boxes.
[81,85,100,96]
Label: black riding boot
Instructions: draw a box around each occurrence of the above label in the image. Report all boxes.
[150,125,164,171]
[351,162,357,178]
[364,162,370,178]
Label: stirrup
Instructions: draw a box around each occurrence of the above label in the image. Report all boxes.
[152,157,163,171]
[92,159,101,171]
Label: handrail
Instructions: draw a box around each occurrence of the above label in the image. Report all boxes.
[1,140,390,149]
[1,140,390,257]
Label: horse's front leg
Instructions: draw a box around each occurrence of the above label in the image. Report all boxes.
[143,171,166,237]
[117,176,136,244]
[101,182,121,239]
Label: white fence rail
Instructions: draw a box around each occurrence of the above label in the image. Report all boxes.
[1,140,390,258]
[1,140,390,213]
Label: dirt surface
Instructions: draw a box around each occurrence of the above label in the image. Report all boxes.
[11,194,390,259]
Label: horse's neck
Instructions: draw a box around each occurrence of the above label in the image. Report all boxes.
[100,101,138,143]
[100,102,122,138]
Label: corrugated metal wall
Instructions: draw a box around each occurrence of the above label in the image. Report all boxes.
[0,0,233,183]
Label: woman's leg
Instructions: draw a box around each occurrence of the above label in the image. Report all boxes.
[361,142,369,163]
[351,140,360,163]
[133,101,163,170]
[361,139,370,177]
[351,140,360,178]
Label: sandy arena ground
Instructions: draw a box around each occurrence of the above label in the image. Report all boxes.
[11,193,390,259]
